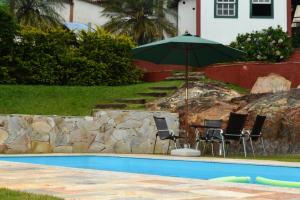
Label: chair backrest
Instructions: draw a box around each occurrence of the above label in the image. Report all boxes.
[224,112,248,140]
[251,115,266,140]
[153,116,171,140]
[204,119,223,140]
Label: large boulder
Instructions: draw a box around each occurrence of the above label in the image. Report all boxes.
[233,89,300,154]
[251,73,291,94]
[147,82,241,112]
[148,78,300,155]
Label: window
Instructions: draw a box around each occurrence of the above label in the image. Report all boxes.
[251,0,273,18]
[215,0,238,18]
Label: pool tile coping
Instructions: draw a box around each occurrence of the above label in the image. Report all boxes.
[1,153,300,168]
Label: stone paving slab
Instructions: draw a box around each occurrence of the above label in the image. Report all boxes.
[0,157,300,200]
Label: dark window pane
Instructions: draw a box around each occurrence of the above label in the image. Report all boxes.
[252,4,272,17]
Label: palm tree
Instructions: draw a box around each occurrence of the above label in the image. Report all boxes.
[11,0,64,28]
[101,0,177,45]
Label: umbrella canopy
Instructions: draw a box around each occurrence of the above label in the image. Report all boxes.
[132,33,245,67]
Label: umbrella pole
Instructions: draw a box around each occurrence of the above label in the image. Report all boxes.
[185,47,189,146]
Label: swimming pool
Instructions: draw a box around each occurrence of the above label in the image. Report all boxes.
[0,156,299,185]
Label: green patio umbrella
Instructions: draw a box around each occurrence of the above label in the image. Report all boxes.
[132,33,245,146]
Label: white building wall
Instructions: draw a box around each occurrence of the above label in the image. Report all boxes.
[56,0,109,28]
[201,0,287,44]
[178,0,288,45]
[178,0,197,35]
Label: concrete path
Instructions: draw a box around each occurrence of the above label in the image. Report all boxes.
[0,155,299,199]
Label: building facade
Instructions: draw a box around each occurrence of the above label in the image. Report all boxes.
[178,0,292,44]
[56,0,108,28]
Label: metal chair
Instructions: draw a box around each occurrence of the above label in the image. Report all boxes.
[244,115,267,157]
[195,119,223,156]
[220,112,248,158]
[153,116,183,154]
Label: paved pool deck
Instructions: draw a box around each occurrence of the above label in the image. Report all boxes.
[0,154,300,200]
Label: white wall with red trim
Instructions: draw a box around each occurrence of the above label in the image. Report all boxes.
[178,0,289,45]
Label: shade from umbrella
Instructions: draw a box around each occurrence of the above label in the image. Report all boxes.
[132,33,245,146]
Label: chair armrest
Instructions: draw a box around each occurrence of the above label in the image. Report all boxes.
[207,128,223,134]
[242,129,251,135]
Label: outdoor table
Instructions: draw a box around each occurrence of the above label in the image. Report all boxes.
[190,124,223,156]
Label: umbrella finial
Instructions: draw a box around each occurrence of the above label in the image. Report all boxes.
[184,31,192,36]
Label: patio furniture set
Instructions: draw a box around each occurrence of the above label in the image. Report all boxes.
[153,113,266,158]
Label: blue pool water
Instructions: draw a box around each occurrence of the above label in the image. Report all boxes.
[0,156,299,183]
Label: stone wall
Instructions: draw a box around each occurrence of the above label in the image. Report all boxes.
[0,110,179,154]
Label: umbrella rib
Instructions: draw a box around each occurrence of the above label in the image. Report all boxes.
[155,44,177,65]
[204,44,241,61]
[191,46,201,67]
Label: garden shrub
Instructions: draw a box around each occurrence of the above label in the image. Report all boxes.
[230,26,293,62]
[13,26,77,84]
[0,26,141,85]
[0,5,17,56]
[77,29,142,85]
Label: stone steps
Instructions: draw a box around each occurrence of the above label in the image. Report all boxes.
[115,98,146,104]
[165,76,203,81]
[173,72,205,77]
[94,103,127,109]
[148,86,178,90]
[137,92,167,97]
[166,71,205,81]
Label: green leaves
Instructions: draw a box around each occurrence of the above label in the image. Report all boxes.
[101,0,177,45]
[0,26,142,86]
[230,26,293,62]
[12,0,64,29]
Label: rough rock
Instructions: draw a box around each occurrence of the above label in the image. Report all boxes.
[251,73,291,94]
[0,110,178,154]
[147,78,300,155]
[147,82,241,112]
[0,129,8,144]
[31,141,51,153]
[53,146,73,153]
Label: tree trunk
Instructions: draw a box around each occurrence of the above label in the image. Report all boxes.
[69,0,74,22]
[9,0,15,17]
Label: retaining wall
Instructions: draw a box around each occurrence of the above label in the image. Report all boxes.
[204,62,300,89]
[0,110,179,154]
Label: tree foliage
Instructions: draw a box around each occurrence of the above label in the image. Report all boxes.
[230,26,293,62]
[10,0,64,28]
[0,27,142,85]
[101,0,177,45]
[0,5,17,55]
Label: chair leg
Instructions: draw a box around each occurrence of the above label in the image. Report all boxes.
[196,140,199,150]
[167,140,170,154]
[261,137,266,155]
[226,143,229,156]
[249,137,255,158]
[221,136,226,158]
[242,137,247,158]
[218,143,223,156]
[203,142,207,156]
[211,143,214,157]
[174,139,178,149]
[153,136,158,154]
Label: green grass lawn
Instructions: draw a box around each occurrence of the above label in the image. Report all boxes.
[202,154,300,162]
[227,155,300,162]
[0,188,63,200]
[0,81,183,116]
[200,76,249,94]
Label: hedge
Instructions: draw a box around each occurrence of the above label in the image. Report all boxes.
[0,26,142,85]
[230,26,293,62]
